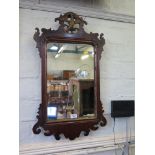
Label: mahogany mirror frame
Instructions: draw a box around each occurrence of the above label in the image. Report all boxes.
[32,12,107,140]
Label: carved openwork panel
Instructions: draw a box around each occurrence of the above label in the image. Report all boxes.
[32,12,106,140]
[55,12,87,33]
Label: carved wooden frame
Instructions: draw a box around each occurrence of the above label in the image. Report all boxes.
[32,12,107,140]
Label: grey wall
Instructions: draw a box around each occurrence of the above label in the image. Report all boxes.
[20,0,135,16]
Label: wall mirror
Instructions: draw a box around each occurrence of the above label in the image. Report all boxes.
[33,12,107,140]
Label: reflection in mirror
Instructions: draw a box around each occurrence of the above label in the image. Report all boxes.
[47,43,95,122]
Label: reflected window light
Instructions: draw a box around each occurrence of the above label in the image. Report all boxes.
[54,46,64,58]
[50,45,58,50]
[57,46,64,54]
[81,54,89,60]
[55,53,60,58]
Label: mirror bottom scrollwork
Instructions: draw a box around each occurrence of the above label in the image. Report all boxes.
[32,103,106,140]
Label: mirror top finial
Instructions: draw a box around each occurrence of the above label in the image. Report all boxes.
[55,12,87,33]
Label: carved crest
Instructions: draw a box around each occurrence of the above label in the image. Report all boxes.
[55,12,87,33]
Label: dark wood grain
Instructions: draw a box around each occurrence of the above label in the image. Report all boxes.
[32,12,107,140]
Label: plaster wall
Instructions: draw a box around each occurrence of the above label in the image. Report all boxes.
[20,0,135,16]
[99,0,135,16]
